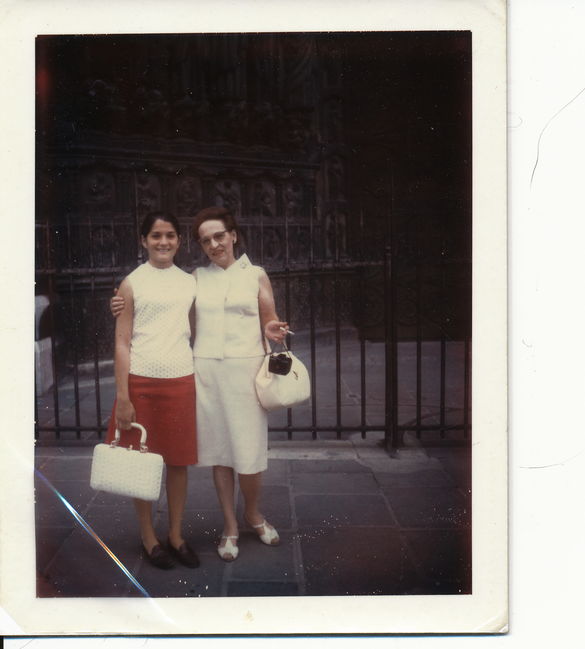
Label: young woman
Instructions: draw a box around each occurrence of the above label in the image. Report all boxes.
[112,206,287,562]
[107,211,199,570]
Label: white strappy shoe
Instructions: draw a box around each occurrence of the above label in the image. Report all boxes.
[246,518,280,546]
[217,535,239,561]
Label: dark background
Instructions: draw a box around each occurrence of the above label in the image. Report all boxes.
[35,31,471,366]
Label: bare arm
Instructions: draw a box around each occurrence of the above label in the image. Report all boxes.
[110,288,125,317]
[258,269,288,343]
[114,279,135,429]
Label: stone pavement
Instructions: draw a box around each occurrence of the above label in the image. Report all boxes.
[35,434,471,598]
[36,337,469,445]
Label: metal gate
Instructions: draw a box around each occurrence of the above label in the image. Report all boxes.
[34,197,471,450]
[34,33,472,450]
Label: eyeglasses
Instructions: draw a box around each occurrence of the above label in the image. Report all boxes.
[199,230,229,247]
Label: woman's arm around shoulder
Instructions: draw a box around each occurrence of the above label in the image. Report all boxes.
[258,268,288,343]
[111,287,125,317]
[114,279,135,429]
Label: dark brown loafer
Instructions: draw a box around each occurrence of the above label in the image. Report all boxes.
[143,543,175,570]
[167,539,200,569]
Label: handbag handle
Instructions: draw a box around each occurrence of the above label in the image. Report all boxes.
[262,337,291,357]
[112,422,149,452]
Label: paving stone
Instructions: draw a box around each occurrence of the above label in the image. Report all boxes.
[35,526,73,573]
[236,485,291,531]
[374,469,454,489]
[39,527,134,597]
[91,490,138,508]
[34,476,94,527]
[189,464,214,479]
[343,376,413,405]
[291,472,379,495]
[302,405,375,428]
[227,581,299,597]
[91,531,147,580]
[134,555,225,598]
[181,511,227,551]
[36,455,94,482]
[36,479,98,512]
[426,447,472,492]
[296,494,395,527]
[261,459,290,486]
[290,459,370,474]
[183,475,222,511]
[384,487,470,529]
[34,454,55,471]
[35,496,79,529]
[33,420,472,599]
[82,505,147,535]
[404,529,472,594]
[266,409,290,428]
[269,431,315,443]
[299,526,419,596]
[228,532,295,581]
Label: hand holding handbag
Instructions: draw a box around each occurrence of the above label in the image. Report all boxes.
[90,422,164,501]
[255,339,311,411]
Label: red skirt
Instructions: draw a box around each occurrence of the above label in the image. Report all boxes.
[106,374,197,466]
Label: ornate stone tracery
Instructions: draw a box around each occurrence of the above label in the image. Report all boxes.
[41,33,350,270]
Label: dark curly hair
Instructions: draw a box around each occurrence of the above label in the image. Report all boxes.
[192,206,243,254]
[140,211,181,238]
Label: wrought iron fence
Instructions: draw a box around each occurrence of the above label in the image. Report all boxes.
[34,207,471,449]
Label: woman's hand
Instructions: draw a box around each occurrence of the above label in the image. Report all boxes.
[115,398,135,430]
[110,288,126,318]
[264,319,289,343]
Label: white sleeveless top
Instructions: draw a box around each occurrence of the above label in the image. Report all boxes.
[193,254,265,359]
[127,262,197,378]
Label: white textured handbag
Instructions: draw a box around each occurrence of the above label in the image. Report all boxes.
[255,342,311,411]
[90,422,164,501]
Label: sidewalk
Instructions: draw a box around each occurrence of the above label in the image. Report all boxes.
[35,337,469,444]
[35,434,471,598]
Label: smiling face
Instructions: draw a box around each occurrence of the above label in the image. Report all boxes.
[141,219,180,268]
[198,218,237,269]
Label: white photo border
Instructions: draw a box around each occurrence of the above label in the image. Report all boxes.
[0,0,507,635]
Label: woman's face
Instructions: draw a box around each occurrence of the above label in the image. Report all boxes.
[198,219,237,269]
[141,219,180,268]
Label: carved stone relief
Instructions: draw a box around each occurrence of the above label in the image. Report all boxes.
[135,173,161,217]
[214,179,241,217]
[82,171,115,208]
[250,181,276,219]
[283,181,303,221]
[174,176,202,218]
[261,227,283,264]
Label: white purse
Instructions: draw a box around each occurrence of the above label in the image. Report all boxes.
[255,341,311,411]
[90,422,164,501]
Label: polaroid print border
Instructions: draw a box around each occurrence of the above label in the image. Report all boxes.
[0,0,506,636]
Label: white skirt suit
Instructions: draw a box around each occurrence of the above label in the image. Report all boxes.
[193,254,268,474]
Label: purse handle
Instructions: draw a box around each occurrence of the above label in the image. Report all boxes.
[260,319,293,356]
[111,422,149,452]
[262,337,291,357]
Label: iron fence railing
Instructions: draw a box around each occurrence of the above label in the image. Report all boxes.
[34,210,471,450]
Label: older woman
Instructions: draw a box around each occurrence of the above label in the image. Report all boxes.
[112,206,287,562]
[191,206,288,561]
